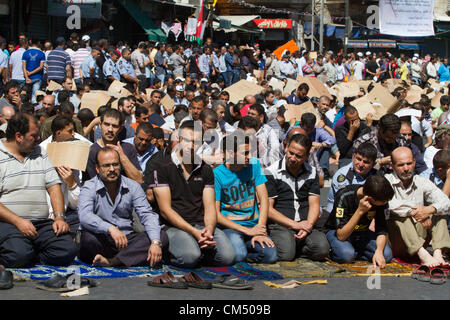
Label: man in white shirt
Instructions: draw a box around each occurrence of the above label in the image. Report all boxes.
[386,147,450,267]
[352,53,365,81]
[279,55,295,79]
[9,38,28,89]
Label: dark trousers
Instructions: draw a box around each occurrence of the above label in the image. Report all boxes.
[268,224,330,261]
[0,219,77,268]
[79,229,168,267]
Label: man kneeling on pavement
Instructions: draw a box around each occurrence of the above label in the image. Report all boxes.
[78,147,168,267]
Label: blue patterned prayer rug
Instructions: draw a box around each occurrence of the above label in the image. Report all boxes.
[9,261,283,281]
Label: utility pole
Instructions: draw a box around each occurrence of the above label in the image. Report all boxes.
[319,0,324,53]
[311,0,315,51]
[344,0,350,55]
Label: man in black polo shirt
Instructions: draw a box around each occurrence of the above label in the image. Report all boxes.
[85,108,142,184]
[324,175,394,268]
[149,120,235,268]
[265,133,330,261]
[334,105,372,168]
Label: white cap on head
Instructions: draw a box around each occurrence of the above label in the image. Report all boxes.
[200,78,208,83]
[175,76,185,82]
[414,53,419,58]
[357,52,363,57]
[366,51,371,56]
[176,85,184,92]
[81,35,90,42]
[412,57,418,61]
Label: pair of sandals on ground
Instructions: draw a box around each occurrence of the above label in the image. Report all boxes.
[412,264,449,285]
[147,272,253,290]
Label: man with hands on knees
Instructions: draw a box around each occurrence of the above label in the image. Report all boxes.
[324,175,395,268]
[214,130,277,264]
[78,147,167,267]
[0,113,76,268]
[149,120,235,268]
[386,147,450,267]
[265,133,330,261]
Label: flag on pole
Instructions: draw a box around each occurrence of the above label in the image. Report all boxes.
[196,0,205,45]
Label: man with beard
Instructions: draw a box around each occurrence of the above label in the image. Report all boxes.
[123,122,158,172]
[85,108,142,184]
[149,120,235,267]
[386,147,450,267]
[78,147,167,267]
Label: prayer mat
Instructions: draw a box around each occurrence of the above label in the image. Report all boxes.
[170,262,283,281]
[8,260,182,281]
[8,260,283,282]
[252,258,414,279]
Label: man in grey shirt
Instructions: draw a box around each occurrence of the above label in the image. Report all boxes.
[78,147,167,267]
[154,43,167,85]
[169,45,185,78]
[131,42,151,93]
[0,113,76,268]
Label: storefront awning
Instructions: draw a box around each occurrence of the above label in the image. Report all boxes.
[368,39,397,48]
[213,15,262,34]
[346,39,368,48]
[118,0,166,42]
[397,42,421,50]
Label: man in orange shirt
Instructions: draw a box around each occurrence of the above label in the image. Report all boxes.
[131,106,149,131]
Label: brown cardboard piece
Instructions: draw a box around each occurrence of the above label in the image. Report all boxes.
[108,80,126,94]
[431,92,443,108]
[309,51,317,60]
[297,76,332,99]
[283,78,298,95]
[350,80,373,92]
[385,79,402,92]
[350,95,377,120]
[226,80,264,104]
[146,88,154,99]
[333,82,360,101]
[47,80,62,92]
[46,140,91,171]
[80,91,112,115]
[405,86,423,104]
[268,78,284,92]
[368,83,399,114]
[283,101,320,125]
[161,94,175,113]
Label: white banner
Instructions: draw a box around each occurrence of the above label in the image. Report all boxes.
[379,0,435,37]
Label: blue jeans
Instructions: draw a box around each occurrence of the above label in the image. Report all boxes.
[165,225,235,268]
[223,229,278,264]
[316,146,331,172]
[326,230,393,264]
[29,78,42,104]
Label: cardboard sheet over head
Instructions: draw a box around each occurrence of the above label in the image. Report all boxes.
[46,140,91,171]
[80,91,112,115]
[225,80,264,104]
[296,77,332,100]
[283,101,320,126]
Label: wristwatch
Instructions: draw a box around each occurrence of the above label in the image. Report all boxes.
[54,213,66,221]
[151,239,163,247]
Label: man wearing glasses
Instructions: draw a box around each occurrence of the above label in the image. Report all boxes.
[78,146,167,267]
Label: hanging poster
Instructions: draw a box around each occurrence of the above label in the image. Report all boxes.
[379,0,435,37]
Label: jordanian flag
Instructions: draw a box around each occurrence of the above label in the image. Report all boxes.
[196,0,205,45]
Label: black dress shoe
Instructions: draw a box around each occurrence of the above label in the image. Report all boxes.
[0,266,14,290]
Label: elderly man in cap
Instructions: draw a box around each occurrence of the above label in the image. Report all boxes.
[81,35,91,52]
[47,37,72,84]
